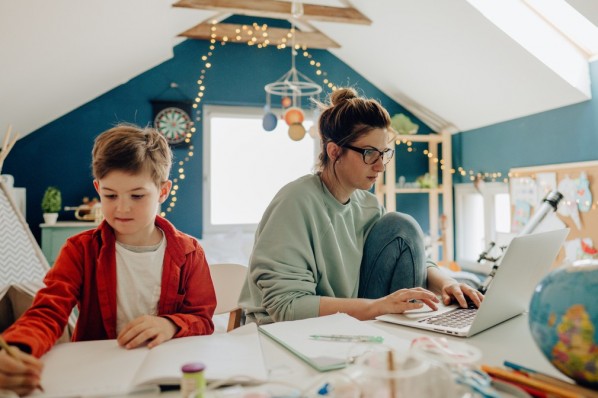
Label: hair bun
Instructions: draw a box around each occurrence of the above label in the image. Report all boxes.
[329,87,357,106]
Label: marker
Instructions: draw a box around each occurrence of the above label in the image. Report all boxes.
[309,334,384,343]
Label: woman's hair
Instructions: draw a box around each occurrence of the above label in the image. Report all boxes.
[92,124,172,187]
[316,87,392,171]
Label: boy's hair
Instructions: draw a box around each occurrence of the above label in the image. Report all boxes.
[92,124,172,187]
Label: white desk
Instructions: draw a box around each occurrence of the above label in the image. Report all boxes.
[372,313,567,380]
[261,312,571,388]
[131,313,571,397]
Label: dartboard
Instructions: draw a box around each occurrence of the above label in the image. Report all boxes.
[154,107,192,145]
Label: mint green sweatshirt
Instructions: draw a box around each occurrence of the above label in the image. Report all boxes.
[238,174,385,325]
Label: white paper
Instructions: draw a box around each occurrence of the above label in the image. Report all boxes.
[38,323,267,397]
[259,313,411,371]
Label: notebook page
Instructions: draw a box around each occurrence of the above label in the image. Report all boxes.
[39,339,149,397]
[133,323,268,386]
[259,313,411,371]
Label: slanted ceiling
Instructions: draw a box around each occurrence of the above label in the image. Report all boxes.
[0,0,596,143]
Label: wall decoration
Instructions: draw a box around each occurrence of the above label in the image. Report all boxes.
[535,172,557,204]
[576,172,592,212]
[510,177,537,206]
[510,160,598,264]
[161,19,516,223]
[390,113,419,135]
[512,199,531,233]
[151,99,194,147]
[557,176,582,230]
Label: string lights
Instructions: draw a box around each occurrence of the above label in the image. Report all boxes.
[394,138,508,184]
[160,20,510,216]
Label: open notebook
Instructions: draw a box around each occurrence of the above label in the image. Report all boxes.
[36,323,267,397]
[259,313,411,372]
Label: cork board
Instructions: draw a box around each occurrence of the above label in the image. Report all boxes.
[510,160,598,264]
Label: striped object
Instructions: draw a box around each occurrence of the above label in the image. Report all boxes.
[0,182,48,288]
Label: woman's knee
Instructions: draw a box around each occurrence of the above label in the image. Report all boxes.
[370,212,425,242]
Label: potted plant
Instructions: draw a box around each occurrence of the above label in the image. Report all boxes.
[41,186,62,224]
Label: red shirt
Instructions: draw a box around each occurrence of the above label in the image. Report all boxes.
[3,216,216,357]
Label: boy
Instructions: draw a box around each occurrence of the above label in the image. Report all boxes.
[0,124,216,396]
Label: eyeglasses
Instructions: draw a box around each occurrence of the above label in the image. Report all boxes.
[343,144,395,165]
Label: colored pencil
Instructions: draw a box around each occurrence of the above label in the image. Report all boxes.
[504,361,598,398]
[481,365,584,398]
[490,374,552,397]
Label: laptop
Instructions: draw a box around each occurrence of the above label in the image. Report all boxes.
[376,228,569,337]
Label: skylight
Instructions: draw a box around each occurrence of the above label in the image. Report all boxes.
[525,0,598,60]
[467,0,596,97]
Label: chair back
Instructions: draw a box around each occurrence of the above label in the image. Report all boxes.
[208,263,247,331]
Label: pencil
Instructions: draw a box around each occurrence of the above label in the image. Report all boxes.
[482,365,583,398]
[490,375,551,398]
[387,350,397,398]
[504,361,598,398]
[0,336,44,392]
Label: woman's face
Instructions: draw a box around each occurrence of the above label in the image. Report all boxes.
[334,127,390,194]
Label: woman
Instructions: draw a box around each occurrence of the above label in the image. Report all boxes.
[239,88,482,325]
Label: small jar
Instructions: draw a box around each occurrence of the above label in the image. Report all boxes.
[181,362,206,398]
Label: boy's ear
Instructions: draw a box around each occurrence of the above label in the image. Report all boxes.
[93,180,100,193]
[158,180,172,203]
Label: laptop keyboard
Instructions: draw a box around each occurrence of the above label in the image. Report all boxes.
[418,304,478,329]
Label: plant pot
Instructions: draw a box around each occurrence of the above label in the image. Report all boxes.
[43,213,59,225]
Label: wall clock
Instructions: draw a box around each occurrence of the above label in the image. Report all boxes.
[151,100,194,147]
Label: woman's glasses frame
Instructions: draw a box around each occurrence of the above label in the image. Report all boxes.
[342,144,395,165]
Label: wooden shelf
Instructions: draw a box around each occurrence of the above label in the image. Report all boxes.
[393,187,444,194]
[375,132,454,261]
[394,134,443,143]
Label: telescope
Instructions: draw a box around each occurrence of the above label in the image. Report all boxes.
[478,190,563,293]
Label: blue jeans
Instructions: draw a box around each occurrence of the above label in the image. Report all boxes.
[358,212,427,299]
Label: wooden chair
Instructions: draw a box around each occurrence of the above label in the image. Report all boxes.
[208,263,247,332]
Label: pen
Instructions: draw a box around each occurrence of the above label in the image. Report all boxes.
[503,361,598,398]
[309,334,384,343]
[0,336,44,392]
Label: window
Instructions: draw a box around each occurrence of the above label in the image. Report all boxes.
[454,182,511,273]
[203,105,317,234]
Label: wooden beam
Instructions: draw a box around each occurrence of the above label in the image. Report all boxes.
[173,0,371,25]
[179,22,340,49]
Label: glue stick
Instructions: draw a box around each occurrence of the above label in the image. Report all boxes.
[181,362,206,398]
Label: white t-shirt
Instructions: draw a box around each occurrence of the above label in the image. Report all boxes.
[115,231,166,335]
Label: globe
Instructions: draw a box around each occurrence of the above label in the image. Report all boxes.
[529,259,598,388]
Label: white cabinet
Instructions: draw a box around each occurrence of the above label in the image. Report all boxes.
[375,132,453,262]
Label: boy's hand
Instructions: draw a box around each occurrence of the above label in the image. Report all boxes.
[117,315,177,349]
[0,345,43,396]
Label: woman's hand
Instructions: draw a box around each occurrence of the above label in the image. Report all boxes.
[427,267,484,308]
[377,287,440,315]
[320,287,440,321]
[117,315,177,349]
[440,281,484,308]
[0,345,43,397]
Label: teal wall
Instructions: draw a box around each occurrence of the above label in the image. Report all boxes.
[4,32,428,242]
[453,60,598,180]
[9,27,595,245]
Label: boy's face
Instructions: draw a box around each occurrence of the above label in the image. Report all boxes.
[93,169,171,245]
